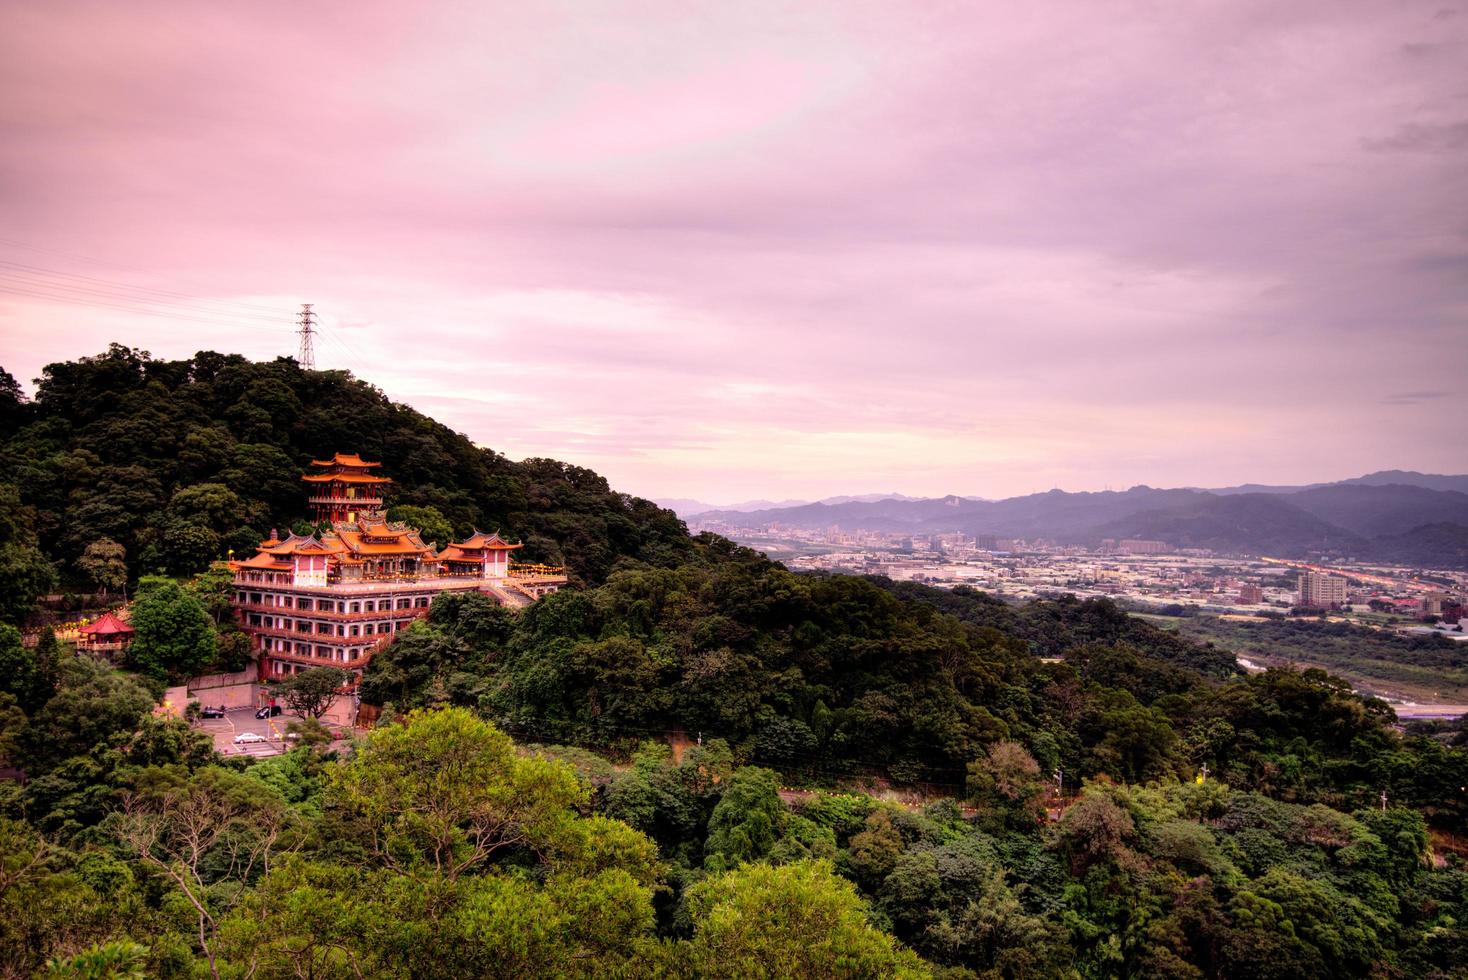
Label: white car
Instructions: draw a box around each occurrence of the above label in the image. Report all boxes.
[233,732,268,744]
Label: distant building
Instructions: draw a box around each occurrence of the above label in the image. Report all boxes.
[1119,539,1169,554]
[1237,584,1264,604]
[1297,572,1347,609]
[1419,593,1460,620]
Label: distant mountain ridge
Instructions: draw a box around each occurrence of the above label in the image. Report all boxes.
[1202,470,1468,496]
[685,472,1468,567]
[656,492,950,517]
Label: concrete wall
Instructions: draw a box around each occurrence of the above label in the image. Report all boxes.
[186,664,261,709]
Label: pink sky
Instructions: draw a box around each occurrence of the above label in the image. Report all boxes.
[1,1,1464,503]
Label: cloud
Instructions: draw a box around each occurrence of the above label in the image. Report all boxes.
[1382,390,1449,405]
[1363,120,1468,153]
[0,0,1465,499]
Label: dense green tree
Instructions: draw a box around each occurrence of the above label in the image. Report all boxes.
[158,520,219,575]
[166,483,256,534]
[704,766,785,872]
[126,576,216,680]
[0,818,145,978]
[684,860,929,978]
[183,564,235,624]
[43,939,150,979]
[274,667,352,719]
[326,707,595,880]
[0,483,56,624]
[0,623,50,711]
[967,740,1049,831]
[76,537,128,598]
[0,691,25,764]
[114,767,296,980]
[23,656,155,768]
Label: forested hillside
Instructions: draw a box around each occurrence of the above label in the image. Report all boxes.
[0,345,691,616]
[1,349,1466,977]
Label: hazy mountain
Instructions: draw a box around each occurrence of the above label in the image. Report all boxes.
[657,496,814,516]
[674,492,941,520]
[688,477,1468,566]
[1090,493,1364,555]
[938,487,1206,539]
[693,494,990,530]
[1205,470,1468,496]
[1286,484,1468,538]
[1368,522,1468,568]
[820,492,937,505]
[1338,471,1468,494]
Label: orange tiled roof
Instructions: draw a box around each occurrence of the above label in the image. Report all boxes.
[448,530,523,552]
[302,472,392,485]
[309,453,381,468]
[333,517,434,557]
[232,552,292,571]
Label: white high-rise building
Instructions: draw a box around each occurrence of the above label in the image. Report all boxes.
[1297,572,1347,608]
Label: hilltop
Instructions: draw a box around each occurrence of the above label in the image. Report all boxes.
[0,345,694,606]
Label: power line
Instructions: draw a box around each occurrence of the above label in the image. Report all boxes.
[0,282,293,331]
[0,255,288,318]
[0,269,289,327]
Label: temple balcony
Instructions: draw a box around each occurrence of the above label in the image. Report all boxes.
[234,601,430,621]
[508,563,568,581]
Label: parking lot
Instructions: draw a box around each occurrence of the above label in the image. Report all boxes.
[196,705,310,758]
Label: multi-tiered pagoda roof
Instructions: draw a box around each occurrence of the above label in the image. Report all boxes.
[302,452,392,523]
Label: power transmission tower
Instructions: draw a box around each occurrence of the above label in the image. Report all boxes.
[296,303,317,370]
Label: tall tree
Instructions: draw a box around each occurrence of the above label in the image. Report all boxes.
[704,766,785,871]
[127,576,216,680]
[325,707,588,880]
[0,483,56,625]
[276,667,352,719]
[685,860,930,978]
[114,767,295,980]
[966,740,1049,830]
[0,624,48,712]
[76,537,127,599]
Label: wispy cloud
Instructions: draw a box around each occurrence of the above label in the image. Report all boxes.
[0,0,1464,499]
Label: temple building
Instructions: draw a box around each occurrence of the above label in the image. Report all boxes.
[302,452,392,523]
[76,610,134,660]
[230,453,566,682]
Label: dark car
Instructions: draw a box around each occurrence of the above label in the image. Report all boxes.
[255,704,282,719]
[200,706,226,719]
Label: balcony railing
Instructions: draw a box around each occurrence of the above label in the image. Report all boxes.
[243,622,420,649]
[234,601,430,621]
[508,563,567,579]
[306,495,385,507]
[233,573,474,593]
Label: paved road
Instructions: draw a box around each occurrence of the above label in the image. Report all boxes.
[196,706,298,758]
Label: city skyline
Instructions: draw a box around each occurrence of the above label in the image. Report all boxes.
[2,1,1465,502]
